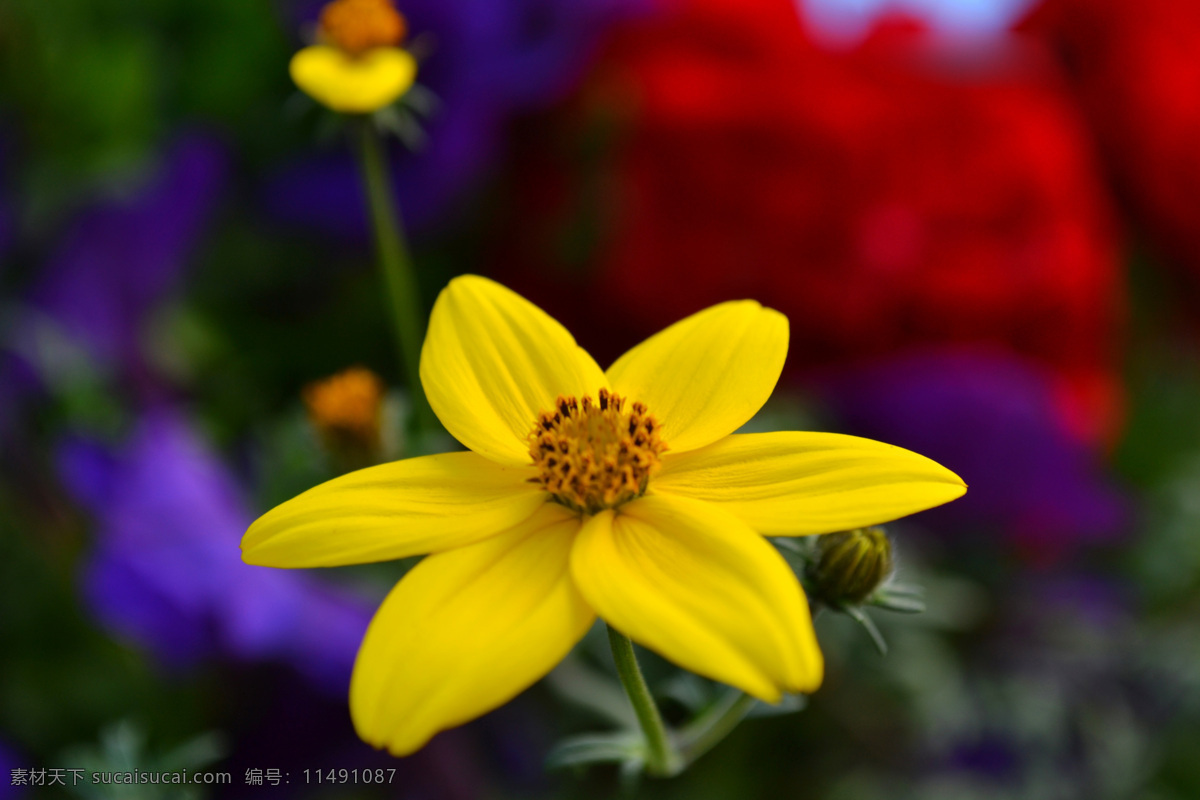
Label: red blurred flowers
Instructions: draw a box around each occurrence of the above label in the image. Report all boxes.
[1024,0,1200,289]
[502,0,1124,443]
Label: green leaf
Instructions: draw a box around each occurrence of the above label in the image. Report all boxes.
[545,732,644,772]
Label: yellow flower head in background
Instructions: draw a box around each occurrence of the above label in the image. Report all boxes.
[242,275,966,756]
[304,366,386,461]
[290,0,417,114]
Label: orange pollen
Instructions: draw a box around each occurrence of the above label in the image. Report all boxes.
[303,366,385,447]
[318,0,407,56]
[528,388,667,515]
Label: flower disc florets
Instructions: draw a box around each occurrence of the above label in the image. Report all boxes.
[319,0,407,56]
[529,388,666,515]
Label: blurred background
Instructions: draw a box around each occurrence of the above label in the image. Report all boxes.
[3,0,1200,797]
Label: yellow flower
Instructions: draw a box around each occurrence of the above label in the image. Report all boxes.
[242,275,966,756]
[304,366,386,465]
[290,0,417,114]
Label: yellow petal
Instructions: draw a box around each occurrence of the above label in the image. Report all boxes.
[654,432,967,535]
[420,275,608,465]
[606,301,787,454]
[290,45,416,114]
[242,451,546,567]
[350,503,593,755]
[571,494,821,700]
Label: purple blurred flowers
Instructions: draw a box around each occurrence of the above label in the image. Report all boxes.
[25,135,226,375]
[265,0,651,236]
[825,350,1129,562]
[2,134,225,435]
[3,133,373,693]
[59,410,372,692]
[0,741,22,799]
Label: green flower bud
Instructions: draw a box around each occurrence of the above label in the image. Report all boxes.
[807,527,894,607]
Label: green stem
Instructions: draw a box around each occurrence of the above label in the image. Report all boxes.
[677,689,757,766]
[606,625,679,777]
[353,118,438,437]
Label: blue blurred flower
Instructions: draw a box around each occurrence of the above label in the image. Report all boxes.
[945,736,1020,782]
[2,132,372,693]
[58,410,373,692]
[25,135,226,373]
[264,0,651,236]
[824,350,1130,562]
[0,135,227,443]
[0,740,24,799]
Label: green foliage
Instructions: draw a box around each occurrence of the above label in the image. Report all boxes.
[60,722,225,800]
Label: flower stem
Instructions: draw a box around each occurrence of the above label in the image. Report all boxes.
[677,689,757,765]
[353,118,437,437]
[606,625,680,777]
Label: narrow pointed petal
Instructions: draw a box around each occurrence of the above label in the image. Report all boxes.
[606,301,787,454]
[290,46,416,114]
[420,275,608,465]
[242,451,546,567]
[571,494,821,701]
[654,432,967,535]
[351,503,593,755]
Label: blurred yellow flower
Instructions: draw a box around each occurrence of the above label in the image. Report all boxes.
[304,366,385,462]
[290,0,416,114]
[242,275,966,756]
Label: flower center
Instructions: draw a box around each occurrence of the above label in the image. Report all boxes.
[528,388,666,515]
[318,0,407,56]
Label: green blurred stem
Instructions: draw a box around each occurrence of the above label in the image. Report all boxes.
[677,689,757,765]
[606,625,680,777]
[353,118,437,435]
